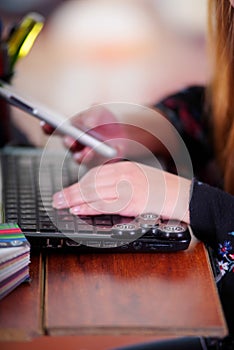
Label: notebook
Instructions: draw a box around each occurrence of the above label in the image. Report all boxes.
[0,146,191,253]
[0,222,30,299]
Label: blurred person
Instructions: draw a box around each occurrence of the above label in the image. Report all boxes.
[44,0,234,347]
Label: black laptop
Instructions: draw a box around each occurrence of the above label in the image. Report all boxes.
[0,146,191,252]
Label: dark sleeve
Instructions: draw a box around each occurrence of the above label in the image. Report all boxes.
[155,86,214,173]
[189,179,234,335]
[189,179,234,248]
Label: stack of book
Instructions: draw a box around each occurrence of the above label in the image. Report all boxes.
[0,223,30,300]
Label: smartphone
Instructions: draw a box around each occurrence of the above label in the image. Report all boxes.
[0,80,117,158]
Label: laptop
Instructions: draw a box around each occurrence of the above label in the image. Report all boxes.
[0,146,191,252]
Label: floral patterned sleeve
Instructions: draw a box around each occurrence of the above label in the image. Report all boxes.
[189,179,234,335]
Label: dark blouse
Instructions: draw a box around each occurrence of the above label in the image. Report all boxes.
[155,87,234,336]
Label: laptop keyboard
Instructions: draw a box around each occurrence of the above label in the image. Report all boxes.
[1,147,191,252]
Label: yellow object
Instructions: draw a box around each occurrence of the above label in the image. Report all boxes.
[7,12,44,71]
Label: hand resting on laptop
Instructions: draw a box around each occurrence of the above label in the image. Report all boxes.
[52,161,191,224]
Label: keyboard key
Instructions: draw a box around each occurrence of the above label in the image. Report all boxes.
[77,224,94,233]
[93,216,112,226]
[57,222,75,232]
[20,224,37,231]
[39,223,57,232]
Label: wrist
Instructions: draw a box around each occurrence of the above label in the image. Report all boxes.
[162,172,191,224]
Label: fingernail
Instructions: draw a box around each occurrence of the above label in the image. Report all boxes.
[73,152,82,161]
[63,136,73,147]
[53,191,65,201]
[52,192,67,208]
[70,206,80,214]
[53,199,67,209]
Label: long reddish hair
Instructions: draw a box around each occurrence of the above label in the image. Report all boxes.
[207,0,234,194]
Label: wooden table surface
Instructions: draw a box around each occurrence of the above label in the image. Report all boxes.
[0,238,228,350]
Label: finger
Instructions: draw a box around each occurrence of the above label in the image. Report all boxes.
[72,147,94,164]
[68,188,137,217]
[40,121,55,135]
[71,105,116,129]
[63,135,85,152]
[53,181,118,209]
[52,165,118,209]
[69,200,116,216]
[52,181,82,209]
[69,204,103,216]
[52,163,123,209]
[67,178,135,215]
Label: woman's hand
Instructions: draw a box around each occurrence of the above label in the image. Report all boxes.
[52,161,191,223]
[41,105,126,164]
[41,103,176,166]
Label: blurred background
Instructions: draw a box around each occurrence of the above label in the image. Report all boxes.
[0,0,209,147]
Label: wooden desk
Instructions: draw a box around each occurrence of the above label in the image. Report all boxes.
[0,239,228,350]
